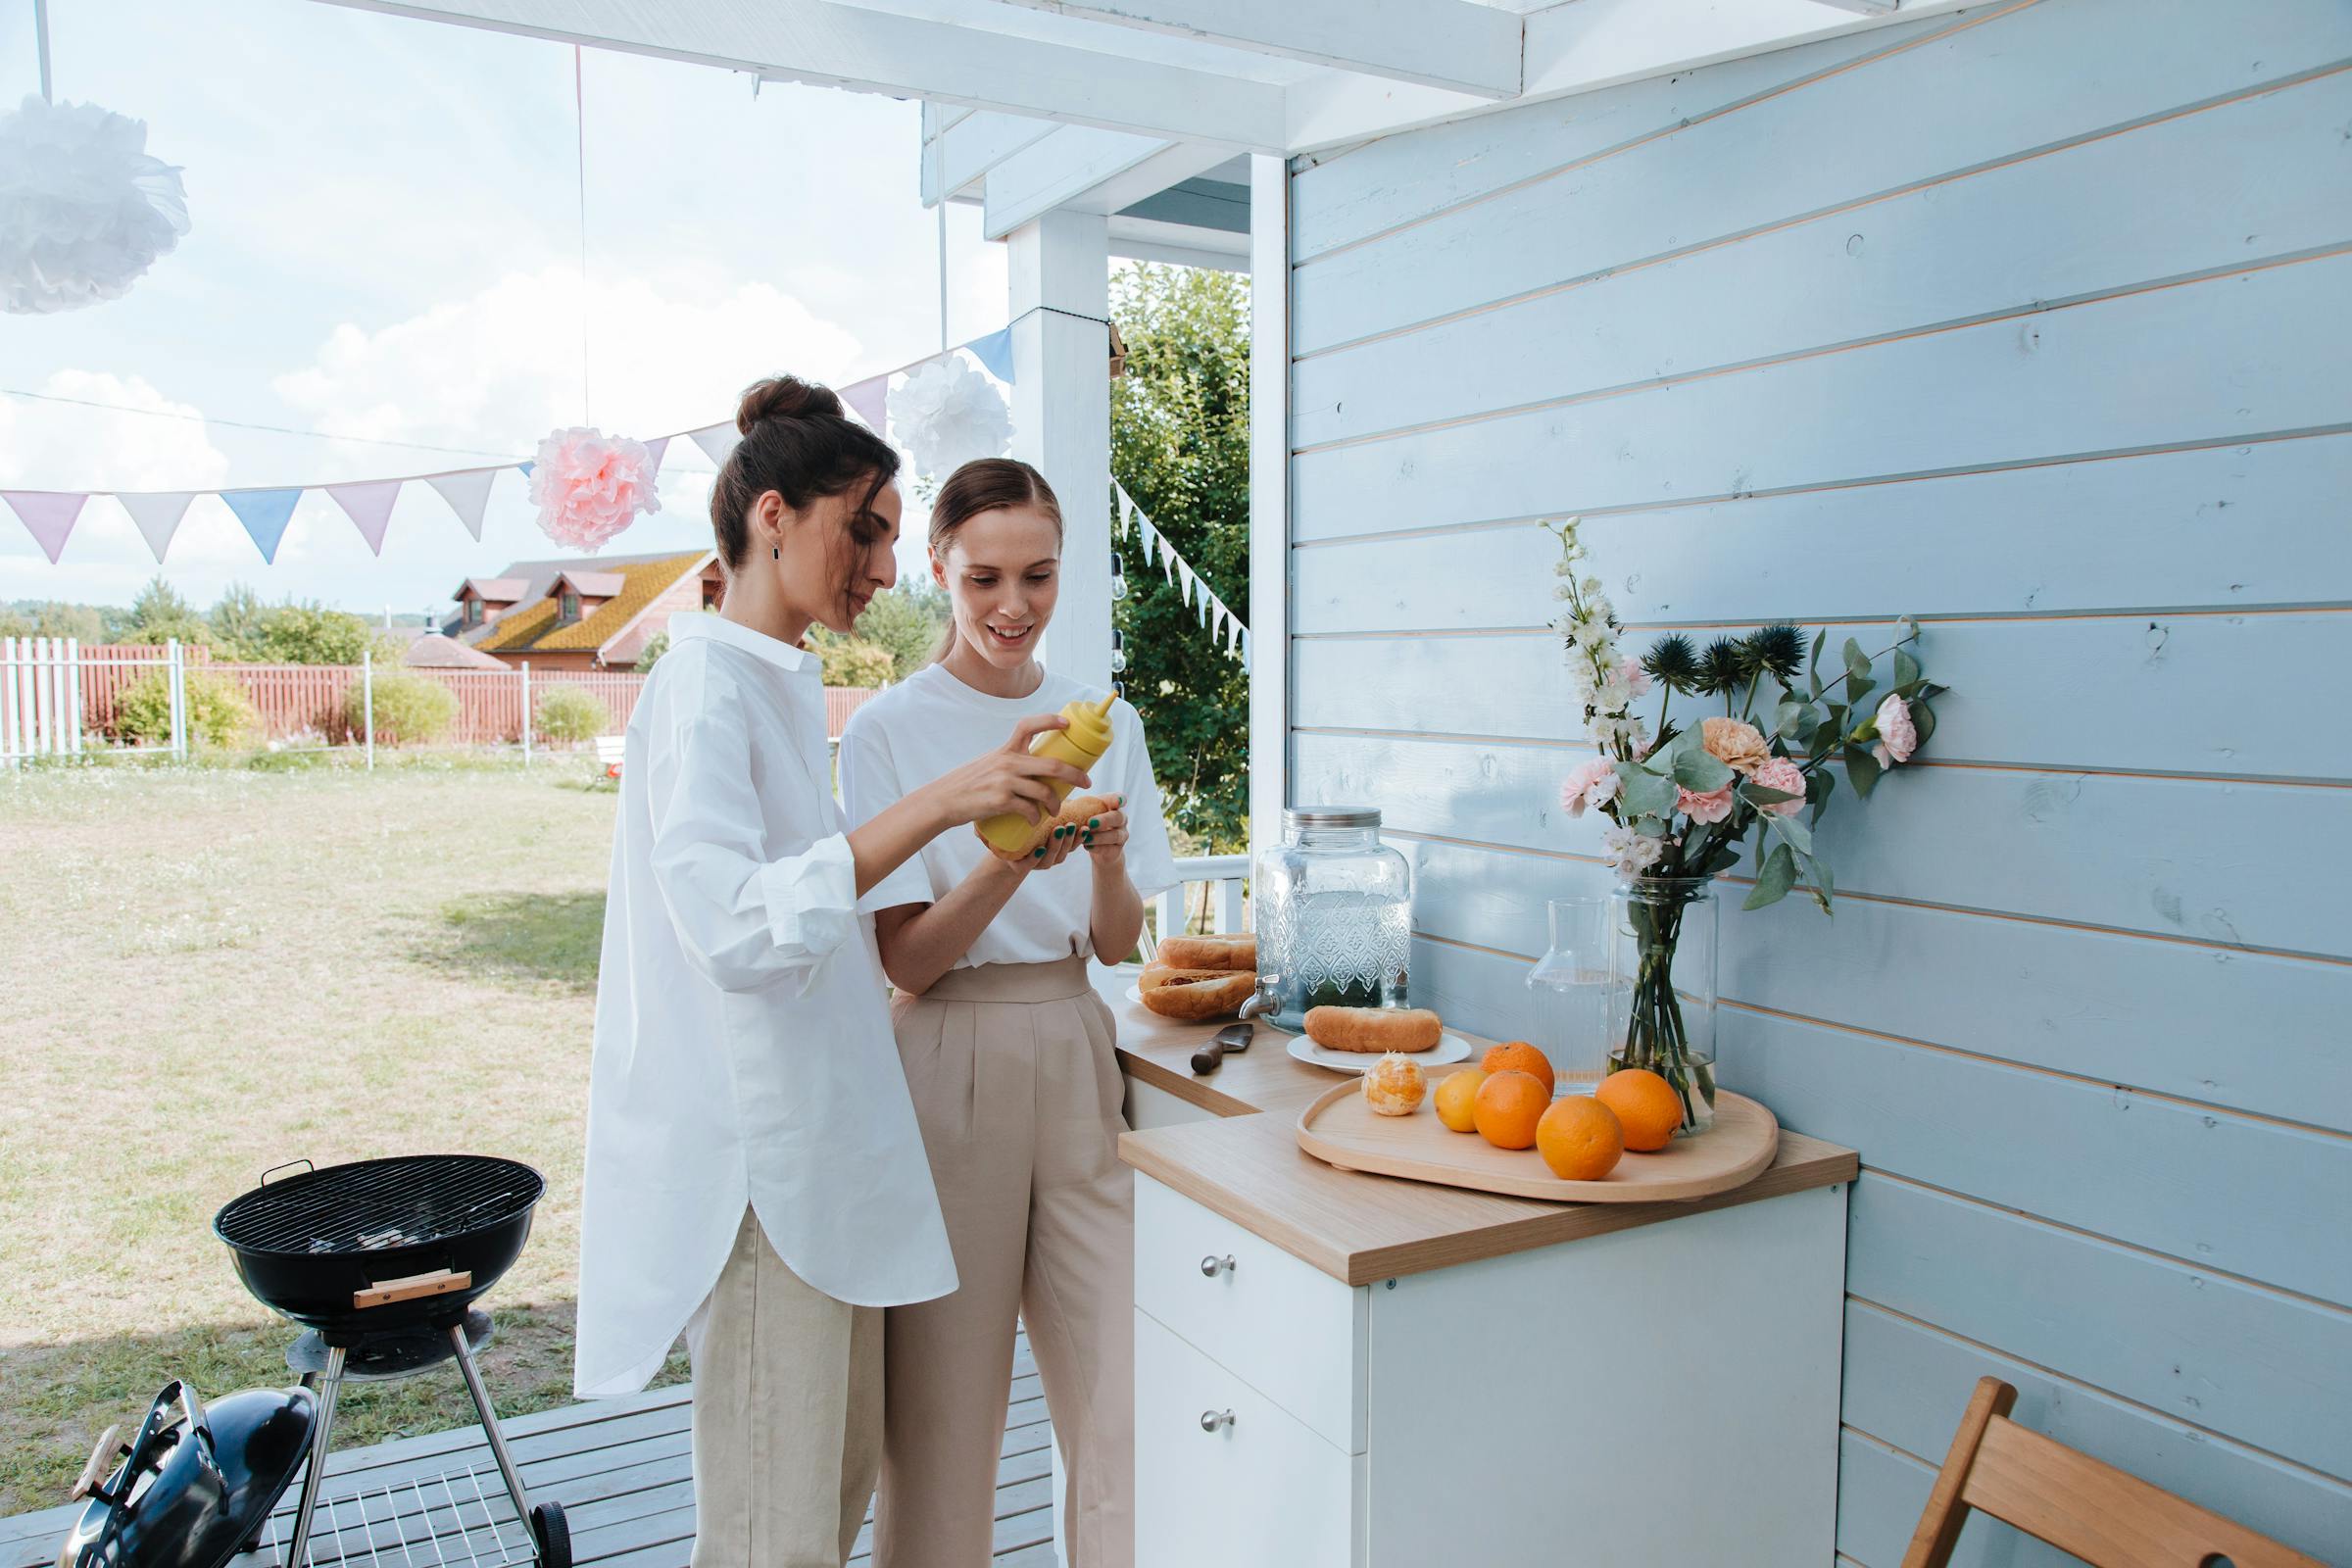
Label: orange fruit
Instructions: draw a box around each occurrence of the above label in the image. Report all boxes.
[1537,1096,1624,1181]
[1433,1067,1489,1133]
[1481,1041,1555,1099]
[1472,1069,1549,1151]
[1362,1054,1427,1117]
[1595,1068,1686,1152]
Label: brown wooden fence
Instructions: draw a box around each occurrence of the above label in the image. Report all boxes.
[63,645,877,749]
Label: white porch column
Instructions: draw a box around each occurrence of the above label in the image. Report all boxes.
[1007,209,1113,692]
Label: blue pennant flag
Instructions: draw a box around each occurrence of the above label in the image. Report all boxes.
[517,461,535,478]
[223,488,303,564]
[962,326,1015,385]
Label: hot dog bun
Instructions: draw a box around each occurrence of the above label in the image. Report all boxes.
[1138,962,1256,1021]
[1156,934,1255,972]
[1302,1005,1444,1054]
[978,795,1117,861]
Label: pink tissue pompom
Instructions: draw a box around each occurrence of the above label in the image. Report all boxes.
[1676,782,1736,824]
[1749,756,1806,817]
[529,426,662,552]
[1873,694,1918,765]
[1561,757,1620,819]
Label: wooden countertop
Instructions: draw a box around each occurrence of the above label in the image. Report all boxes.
[1102,969,1857,1287]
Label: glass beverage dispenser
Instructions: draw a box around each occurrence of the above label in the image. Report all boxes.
[1252,807,1412,1032]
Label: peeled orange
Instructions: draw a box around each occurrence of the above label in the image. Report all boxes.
[1472,1069,1549,1151]
[1363,1054,1427,1116]
[1433,1067,1488,1133]
[1537,1096,1625,1181]
[1595,1067,1686,1152]
[1481,1041,1555,1099]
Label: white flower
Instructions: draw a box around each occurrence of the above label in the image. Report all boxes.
[1602,823,1666,875]
[888,353,1014,478]
[1580,576,1602,596]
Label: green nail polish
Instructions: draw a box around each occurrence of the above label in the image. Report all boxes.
[1033,847,1046,858]
[1088,818,1099,829]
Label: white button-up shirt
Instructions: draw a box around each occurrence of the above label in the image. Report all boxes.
[573,614,956,1399]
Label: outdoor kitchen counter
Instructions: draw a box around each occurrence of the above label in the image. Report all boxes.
[1100,966,1857,1286]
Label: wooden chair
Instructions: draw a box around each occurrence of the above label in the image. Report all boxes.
[1901,1378,2326,1568]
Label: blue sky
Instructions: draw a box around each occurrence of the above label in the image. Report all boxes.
[1,0,1007,615]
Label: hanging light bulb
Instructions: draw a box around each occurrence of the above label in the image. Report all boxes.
[1110,565,1129,601]
[1109,628,1128,675]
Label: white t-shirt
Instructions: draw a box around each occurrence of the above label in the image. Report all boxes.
[839,662,1182,968]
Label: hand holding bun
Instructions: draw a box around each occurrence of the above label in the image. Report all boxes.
[979,795,1116,861]
[1303,1005,1444,1054]
[1138,962,1257,1021]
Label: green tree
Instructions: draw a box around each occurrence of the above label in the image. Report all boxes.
[257,604,397,666]
[1109,263,1250,851]
[634,630,670,671]
[0,601,105,641]
[122,576,213,648]
[808,629,896,688]
[853,580,951,680]
[209,584,270,660]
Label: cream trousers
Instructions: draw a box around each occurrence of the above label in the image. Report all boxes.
[874,956,1134,1568]
[685,1209,884,1568]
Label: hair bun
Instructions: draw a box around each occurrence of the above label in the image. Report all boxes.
[736,374,843,436]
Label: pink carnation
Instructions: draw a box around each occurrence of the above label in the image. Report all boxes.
[1749,756,1805,817]
[1873,694,1918,765]
[1561,758,1620,819]
[1615,658,1651,699]
[1676,783,1736,824]
[529,426,663,552]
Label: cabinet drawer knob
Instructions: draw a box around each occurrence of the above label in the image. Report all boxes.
[1199,1409,1235,1433]
[1200,1253,1236,1278]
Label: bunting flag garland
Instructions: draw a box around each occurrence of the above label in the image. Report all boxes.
[7,321,1023,565]
[642,435,670,480]
[1112,480,1247,662]
[117,491,195,562]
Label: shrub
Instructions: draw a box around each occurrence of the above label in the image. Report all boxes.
[633,630,669,671]
[809,631,895,689]
[112,667,255,749]
[535,684,612,745]
[258,604,397,666]
[352,670,459,745]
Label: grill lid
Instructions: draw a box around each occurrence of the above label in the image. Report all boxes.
[215,1154,544,1257]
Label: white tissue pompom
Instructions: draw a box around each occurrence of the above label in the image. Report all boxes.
[0,96,191,315]
[888,355,1013,480]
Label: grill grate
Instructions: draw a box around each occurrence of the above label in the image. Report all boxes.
[260,1463,536,1568]
[218,1155,543,1256]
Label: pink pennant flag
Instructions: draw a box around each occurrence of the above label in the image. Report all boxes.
[424,468,498,540]
[689,423,740,467]
[4,491,88,564]
[643,436,671,481]
[841,374,888,434]
[326,479,404,556]
[116,492,197,563]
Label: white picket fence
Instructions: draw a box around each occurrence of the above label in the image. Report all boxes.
[0,636,188,764]
[1152,852,1250,949]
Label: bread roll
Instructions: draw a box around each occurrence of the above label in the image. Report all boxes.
[978,795,1116,861]
[1137,962,1256,1021]
[1302,1005,1444,1054]
[1156,934,1255,972]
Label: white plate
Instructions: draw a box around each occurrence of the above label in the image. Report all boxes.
[1288,1031,1473,1074]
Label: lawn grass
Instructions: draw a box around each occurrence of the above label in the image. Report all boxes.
[0,755,687,1518]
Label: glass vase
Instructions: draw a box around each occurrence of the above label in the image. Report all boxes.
[1522,897,1620,1097]
[1606,875,1720,1134]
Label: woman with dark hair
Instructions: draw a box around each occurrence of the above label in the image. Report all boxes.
[839,458,1178,1568]
[574,382,1091,1568]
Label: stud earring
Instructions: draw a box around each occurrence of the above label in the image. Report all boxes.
[772,546,780,559]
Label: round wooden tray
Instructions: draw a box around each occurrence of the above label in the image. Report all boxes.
[1295,1081,1780,1203]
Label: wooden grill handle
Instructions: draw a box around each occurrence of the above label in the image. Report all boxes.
[70,1424,122,1501]
[354,1268,472,1310]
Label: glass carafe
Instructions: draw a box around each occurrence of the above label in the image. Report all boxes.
[1523,897,1621,1096]
[1253,807,1411,1032]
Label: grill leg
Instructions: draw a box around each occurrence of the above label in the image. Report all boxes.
[449,1322,536,1530]
[283,1346,345,1568]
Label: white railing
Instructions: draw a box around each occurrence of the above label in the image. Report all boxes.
[1150,852,1250,954]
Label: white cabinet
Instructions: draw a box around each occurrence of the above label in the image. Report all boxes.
[1132,1173,1848,1568]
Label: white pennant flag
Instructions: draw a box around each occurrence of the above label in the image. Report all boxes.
[115,492,197,563]
[1156,534,1176,583]
[425,468,498,541]
[326,479,404,557]
[690,422,741,467]
[1134,509,1153,558]
[1116,488,1133,541]
[643,436,671,481]
[1177,561,1197,610]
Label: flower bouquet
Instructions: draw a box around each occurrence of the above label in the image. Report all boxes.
[1549,516,1947,1132]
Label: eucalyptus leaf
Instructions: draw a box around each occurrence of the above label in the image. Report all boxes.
[1893,648,1921,692]
[1615,761,1679,818]
[1742,782,1801,806]
[1809,854,1838,913]
[1842,637,1872,687]
[1766,810,1814,856]
[1743,843,1797,909]
[1700,842,1742,875]
[1911,699,1937,746]
[1670,747,1735,793]
[1807,765,1838,825]
[1844,744,1883,798]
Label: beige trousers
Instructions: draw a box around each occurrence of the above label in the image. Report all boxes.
[874,956,1133,1568]
[685,1209,884,1568]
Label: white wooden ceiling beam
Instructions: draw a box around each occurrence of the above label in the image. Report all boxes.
[1108,213,1249,272]
[985,0,1526,99]
[925,109,1058,206]
[1285,0,1979,151]
[313,0,1288,148]
[981,126,1233,239]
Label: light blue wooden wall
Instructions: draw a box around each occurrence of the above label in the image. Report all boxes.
[1281,1,2352,1560]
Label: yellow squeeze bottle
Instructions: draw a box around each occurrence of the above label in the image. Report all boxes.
[976,692,1117,854]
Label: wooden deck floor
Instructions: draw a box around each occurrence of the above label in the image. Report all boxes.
[5,1336,1051,1568]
